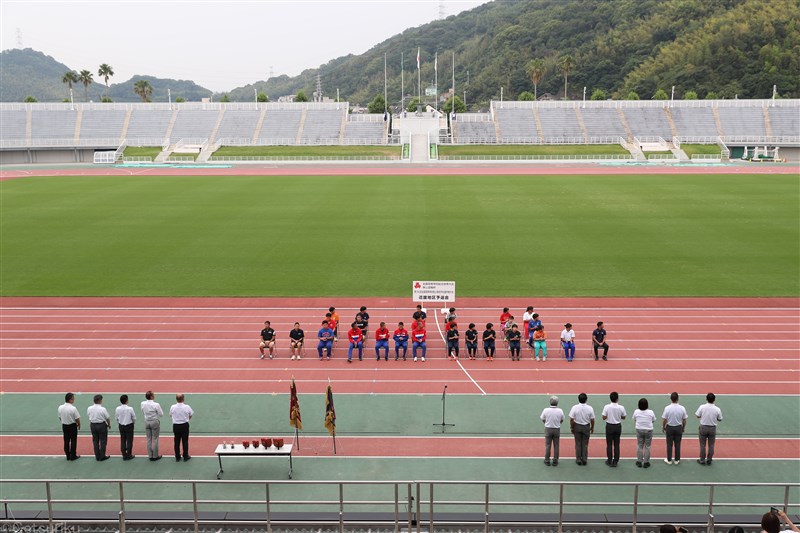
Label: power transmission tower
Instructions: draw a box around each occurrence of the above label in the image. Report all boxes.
[16,27,23,48]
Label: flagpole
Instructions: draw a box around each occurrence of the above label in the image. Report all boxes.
[401,52,404,113]
[435,51,438,115]
[452,51,456,108]
[417,47,421,112]
[384,52,388,114]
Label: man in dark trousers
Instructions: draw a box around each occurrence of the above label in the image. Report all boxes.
[57,392,81,460]
[169,393,194,462]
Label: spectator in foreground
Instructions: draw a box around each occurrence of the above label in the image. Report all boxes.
[762,509,800,533]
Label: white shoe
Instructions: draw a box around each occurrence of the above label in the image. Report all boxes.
[663,458,671,464]
[413,357,418,362]
[291,355,296,360]
[673,460,680,465]
[421,357,426,362]
[269,354,273,359]
[260,354,265,359]
[535,357,540,361]
[297,356,301,360]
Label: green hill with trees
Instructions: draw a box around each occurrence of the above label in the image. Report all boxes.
[2,0,798,105]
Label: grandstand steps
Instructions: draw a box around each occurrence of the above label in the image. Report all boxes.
[154,147,172,163]
[763,106,773,137]
[622,138,646,161]
[164,109,179,144]
[120,109,132,142]
[252,106,267,140]
[208,108,225,144]
[671,145,690,161]
[574,107,589,142]
[338,112,347,144]
[617,108,633,142]
[410,133,429,163]
[532,108,544,140]
[295,108,307,144]
[712,107,725,136]
[73,107,83,143]
[493,114,502,140]
[664,107,679,138]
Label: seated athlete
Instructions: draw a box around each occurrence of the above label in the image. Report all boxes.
[483,323,496,361]
[375,322,390,361]
[411,320,427,362]
[465,323,479,360]
[354,312,368,349]
[592,321,609,361]
[324,312,338,341]
[499,308,511,334]
[560,323,576,362]
[393,322,409,360]
[317,320,334,360]
[259,320,276,360]
[289,322,304,360]
[532,325,548,361]
[446,322,460,359]
[412,304,427,324]
[347,321,364,363]
[507,323,522,360]
[445,307,457,324]
[527,313,542,347]
[444,317,456,332]
[328,306,340,339]
[358,306,370,344]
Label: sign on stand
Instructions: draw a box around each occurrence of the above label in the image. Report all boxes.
[412,281,456,303]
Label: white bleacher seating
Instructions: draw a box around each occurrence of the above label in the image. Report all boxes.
[300,109,344,143]
[717,107,766,137]
[30,110,76,140]
[453,120,496,143]
[79,109,126,141]
[495,108,537,141]
[622,107,672,138]
[0,109,26,140]
[125,109,173,142]
[670,107,718,137]
[170,109,218,140]
[538,108,583,139]
[768,107,799,137]
[581,108,627,138]
[215,109,261,141]
[343,120,385,144]
[258,109,302,143]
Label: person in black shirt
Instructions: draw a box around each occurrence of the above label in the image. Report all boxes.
[482,323,496,361]
[358,306,370,345]
[412,304,427,324]
[446,323,460,359]
[465,323,479,360]
[354,313,368,348]
[289,322,304,360]
[507,324,522,360]
[259,321,276,359]
[592,321,609,360]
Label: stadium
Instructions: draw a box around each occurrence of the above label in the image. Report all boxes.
[1,4,800,532]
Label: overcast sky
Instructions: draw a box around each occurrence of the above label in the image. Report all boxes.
[1,0,488,92]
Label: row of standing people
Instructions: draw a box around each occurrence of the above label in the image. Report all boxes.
[539,391,723,467]
[56,391,194,462]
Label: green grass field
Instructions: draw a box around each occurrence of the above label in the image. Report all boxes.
[212,145,401,157]
[438,144,630,156]
[1,173,798,297]
[680,144,722,157]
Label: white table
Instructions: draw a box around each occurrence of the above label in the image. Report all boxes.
[214,443,293,479]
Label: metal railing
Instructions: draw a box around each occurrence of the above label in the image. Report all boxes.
[0,479,796,533]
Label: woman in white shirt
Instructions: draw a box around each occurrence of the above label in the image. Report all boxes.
[633,397,656,468]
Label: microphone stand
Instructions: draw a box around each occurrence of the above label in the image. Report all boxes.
[433,385,455,432]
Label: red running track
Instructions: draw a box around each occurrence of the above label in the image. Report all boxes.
[1,297,798,396]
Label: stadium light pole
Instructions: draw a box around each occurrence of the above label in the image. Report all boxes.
[671,86,675,107]
[583,86,586,108]
[500,86,503,108]
[69,88,74,110]
[168,88,172,106]
[254,88,257,103]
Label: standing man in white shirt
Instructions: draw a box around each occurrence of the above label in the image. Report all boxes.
[140,391,164,461]
[602,391,627,467]
[540,395,564,466]
[170,393,194,462]
[87,394,111,461]
[57,392,81,461]
[661,392,688,465]
[115,395,136,460]
[569,393,595,465]
[695,392,723,465]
